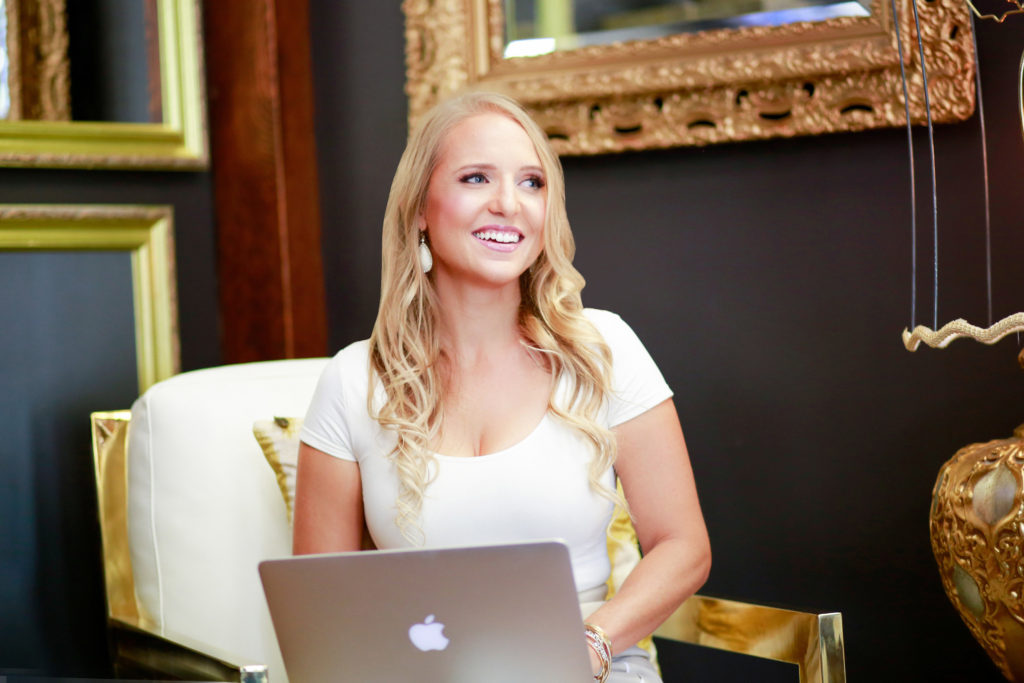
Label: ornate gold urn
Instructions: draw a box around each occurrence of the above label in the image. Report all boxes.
[931,420,1024,680]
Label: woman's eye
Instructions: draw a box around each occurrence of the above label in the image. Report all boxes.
[460,173,486,184]
[522,176,545,190]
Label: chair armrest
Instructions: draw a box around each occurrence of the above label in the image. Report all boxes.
[108,618,270,683]
[653,594,846,683]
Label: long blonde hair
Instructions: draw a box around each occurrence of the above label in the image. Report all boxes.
[369,91,617,542]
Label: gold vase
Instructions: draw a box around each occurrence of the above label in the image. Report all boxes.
[931,423,1024,680]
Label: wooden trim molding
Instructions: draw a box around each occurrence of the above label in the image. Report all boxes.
[203,0,327,362]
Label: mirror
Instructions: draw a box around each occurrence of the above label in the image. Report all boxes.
[503,0,873,56]
[0,0,206,169]
[404,0,977,153]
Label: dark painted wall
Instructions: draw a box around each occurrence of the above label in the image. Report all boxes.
[311,4,1024,681]
[0,250,136,673]
[0,169,220,676]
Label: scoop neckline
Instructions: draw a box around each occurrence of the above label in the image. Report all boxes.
[431,413,550,460]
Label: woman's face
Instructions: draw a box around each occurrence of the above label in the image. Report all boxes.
[419,112,546,294]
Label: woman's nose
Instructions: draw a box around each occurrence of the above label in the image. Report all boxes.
[489,182,519,216]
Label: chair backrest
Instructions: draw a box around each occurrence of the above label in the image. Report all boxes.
[654,595,846,683]
[107,358,329,682]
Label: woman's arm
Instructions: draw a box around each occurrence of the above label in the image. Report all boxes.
[585,397,711,658]
[291,442,365,555]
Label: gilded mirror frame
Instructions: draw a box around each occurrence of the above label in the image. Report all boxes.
[404,0,976,153]
[0,204,179,391]
[0,0,207,169]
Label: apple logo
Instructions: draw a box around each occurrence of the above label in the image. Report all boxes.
[408,614,450,652]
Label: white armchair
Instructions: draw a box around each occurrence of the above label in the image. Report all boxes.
[90,359,846,682]
[92,358,328,682]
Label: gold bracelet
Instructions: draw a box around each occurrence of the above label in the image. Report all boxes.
[584,622,612,683]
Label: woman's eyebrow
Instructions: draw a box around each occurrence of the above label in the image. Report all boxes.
[454,163,497,172]
[453,163,544,174]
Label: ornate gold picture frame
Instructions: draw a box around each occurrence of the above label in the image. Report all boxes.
[2,0,72,121]
[0,0,206,169]
[404,0,977,154]
[0,204,179,391]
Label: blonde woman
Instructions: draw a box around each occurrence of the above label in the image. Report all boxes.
[293,91,710,681]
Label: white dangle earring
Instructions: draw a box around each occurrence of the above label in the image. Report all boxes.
[418,231,433,274]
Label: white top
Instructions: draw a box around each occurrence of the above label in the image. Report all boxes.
[300,309,673,593]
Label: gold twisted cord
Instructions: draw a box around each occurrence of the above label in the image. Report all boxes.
[903,312,1024,350]
[964,0,1024,23]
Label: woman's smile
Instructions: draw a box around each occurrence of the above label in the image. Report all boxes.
[472,226,524,251]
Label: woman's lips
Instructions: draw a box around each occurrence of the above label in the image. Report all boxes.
[472,227,523,252]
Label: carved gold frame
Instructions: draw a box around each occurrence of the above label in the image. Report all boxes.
[0,204,179,391]
[403,0,977,153]
[0,0,206,169]
[3,0,72,121]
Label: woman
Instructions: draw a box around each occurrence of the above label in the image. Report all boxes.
[293,91,710,682]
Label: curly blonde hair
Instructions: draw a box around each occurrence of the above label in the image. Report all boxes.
[369,91,618,542]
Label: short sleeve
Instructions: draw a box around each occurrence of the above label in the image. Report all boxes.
[298,341,369,461]
[585,309,674,427]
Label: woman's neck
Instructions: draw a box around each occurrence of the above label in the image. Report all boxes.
[434,279,523,363]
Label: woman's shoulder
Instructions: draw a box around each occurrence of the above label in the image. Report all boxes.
[330,337,371,363]
[581,308,657,359]
[321,338,372,389]
[582,307,623,327]
[582,307,634,341]
[582,308,673,421]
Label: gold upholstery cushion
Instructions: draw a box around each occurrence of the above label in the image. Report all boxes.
[253,417,302,523]
[606,487,658,663]
[253,416,656,661]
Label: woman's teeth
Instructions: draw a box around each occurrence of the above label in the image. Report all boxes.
[474,230,521,243]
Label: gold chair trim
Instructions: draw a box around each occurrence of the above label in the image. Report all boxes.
[91,410,152,630]
[655,594,846,682]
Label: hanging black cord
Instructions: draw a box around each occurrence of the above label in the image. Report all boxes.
[1018,49,1022,345]
[968,13,994,326]
[889,0,918,330]
[908,0,940,330]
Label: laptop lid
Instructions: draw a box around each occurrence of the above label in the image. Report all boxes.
[258,540,594,683]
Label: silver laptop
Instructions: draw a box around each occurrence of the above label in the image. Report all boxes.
[258,540,594,683]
